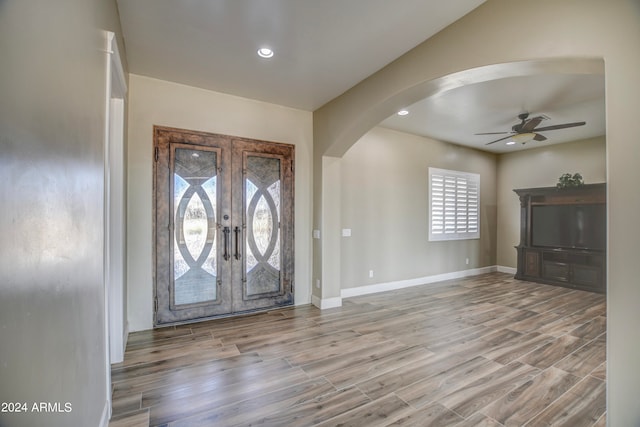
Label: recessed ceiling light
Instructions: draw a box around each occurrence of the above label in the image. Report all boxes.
[506,141,516,146]
[257,47,274,58]
[397,110,409,116]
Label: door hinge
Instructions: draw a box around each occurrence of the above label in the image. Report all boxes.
[154,146,159,162]
[154,296,158,313]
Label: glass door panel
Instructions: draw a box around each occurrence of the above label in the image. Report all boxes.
[172,147,218,306]
[245,156,282,297]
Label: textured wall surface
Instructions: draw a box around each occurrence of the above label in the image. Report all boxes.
[0,0,125,425]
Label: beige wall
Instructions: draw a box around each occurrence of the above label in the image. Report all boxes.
[313,1,640,424]
[127,74,313,332]
[340,127,496,288]
[0,0,125,426]
[497,137,607,268]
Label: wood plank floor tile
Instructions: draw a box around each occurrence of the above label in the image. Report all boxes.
[554,334,606,377]
[591,362,606,381]
[424,325,494,353]
[551,293,605,316]
[479,308,538,329]
[534,312,594,337]
[112,352,264,398]
[356,351,466,401]
[111,272,606,427]
[519,334,590,369]
[570,316,607,340]
[109,408,150,427]
[593,412,607,427]
[209,317,317,343]
[299,338,408,378]
[124,327,193,347]
[111,393,142,417]
[324,345,434,390]
[481,366,581,426]
[508,312,567,334]
[452,412,503,427]
[314,394,413,427]
[480,331,555,365]
[526,291,582,313]
[386,402,464,426]
[285,331,389,366]
[164,377,335,427]
[395,356,503,409]
[243,385,370,427]
[526,376,606,426]
[437,361,540,418]
[436,328,522,357]
[141,358,297,407]
[257,329,361,359]
[147,365,310,425]
[117,340,235,369]
[233,325,331,353]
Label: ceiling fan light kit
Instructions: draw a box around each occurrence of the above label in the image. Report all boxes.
[511,132,536,144]
[477,112,586,146]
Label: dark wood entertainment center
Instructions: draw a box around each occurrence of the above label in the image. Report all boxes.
[514,183,606,294]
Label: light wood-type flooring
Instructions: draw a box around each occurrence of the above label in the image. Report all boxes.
[109,272,606,427]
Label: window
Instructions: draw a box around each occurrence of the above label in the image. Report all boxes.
[429,167,480,241]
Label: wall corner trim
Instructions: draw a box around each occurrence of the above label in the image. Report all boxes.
[342,266,503,299]
[312,295,343,309]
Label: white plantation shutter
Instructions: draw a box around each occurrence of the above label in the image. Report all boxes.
[429,168,480,241]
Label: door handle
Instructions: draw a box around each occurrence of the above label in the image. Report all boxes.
[234,226,242,260]
[223,226,231,261]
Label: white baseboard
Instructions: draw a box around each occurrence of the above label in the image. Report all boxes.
[497,265,517,274]
[341,266,500,299]
[311,294,343,309]
[99,399,110,427]
[308,266,513,309]
[123,321,129,351]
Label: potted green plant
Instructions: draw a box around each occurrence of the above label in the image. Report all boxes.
[556,173,584,189]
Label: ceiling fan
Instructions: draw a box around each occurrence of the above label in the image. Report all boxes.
[477,113,586,145]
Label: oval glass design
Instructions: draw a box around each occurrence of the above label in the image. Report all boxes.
[183,193,208,260]
[253,195,273,256]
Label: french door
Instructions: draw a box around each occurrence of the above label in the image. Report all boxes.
[153,126,294,325]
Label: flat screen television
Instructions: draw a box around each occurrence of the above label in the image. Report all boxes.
[531,204,606,250]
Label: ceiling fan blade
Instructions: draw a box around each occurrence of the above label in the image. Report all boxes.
[534,121,586,132]
[533,133,547,141]
[485,135,514,145]
[521,116,545,132]
[475,132,511,135]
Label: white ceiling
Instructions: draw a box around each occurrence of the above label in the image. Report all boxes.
[380,73,606,153]
[116,0,606,154]
[116,0,485,110]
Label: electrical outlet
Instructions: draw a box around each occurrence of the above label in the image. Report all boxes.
[369,270,374,278]
[316,279,321,289]
[465,258,469,265]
